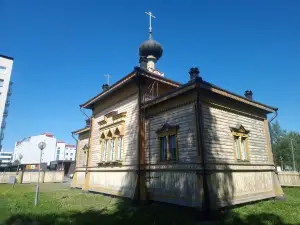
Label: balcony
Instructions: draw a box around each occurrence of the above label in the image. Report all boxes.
[5,99,10,107]
[0,132,4,141]
[7,82,13,96]
[7,89,12,96]
[3,109,8,117]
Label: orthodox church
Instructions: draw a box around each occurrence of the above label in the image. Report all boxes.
[71,13,283,210]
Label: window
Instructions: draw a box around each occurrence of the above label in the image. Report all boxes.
[57,150,60,155]
[156,123,179,162]
[110,138,115,161]
[56,154,59,160]
[160,135,177,161]
[70,158,72,160]
[66,153,68,156]
[0,79,4,87]
[70,153,73,156]
[102,139,107,161]
[0,66,6,74]
[231,125,250,161]
[116,136,122,160]
[160,136,167,160]
[169,135,176,160]
[57,147,60,150]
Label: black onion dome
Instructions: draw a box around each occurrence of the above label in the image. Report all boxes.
[139,39,163,60]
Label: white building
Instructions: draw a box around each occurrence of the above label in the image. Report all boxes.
[13,133,57,165]
[55,142,76,161]
[0,54,14,151]
[0,151,13,166]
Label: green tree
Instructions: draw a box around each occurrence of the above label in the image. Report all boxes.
[270,121,300,171]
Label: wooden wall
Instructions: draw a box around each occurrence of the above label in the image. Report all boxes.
[88,169,136,198]
[91,93,139,166]
[202,103,270,164]
[77,131,89,168]
[145,103,197,164]
[145,171,202,207]
[144,97,282,208]
[82,93,139,194]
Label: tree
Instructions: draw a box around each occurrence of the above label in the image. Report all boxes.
[13,159,20,165]
[270,121,300,171]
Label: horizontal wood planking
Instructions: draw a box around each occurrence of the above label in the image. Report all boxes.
[77,133,89,167]
[145,104,197,164]
[202,103,269,163]
[91,94,139,166]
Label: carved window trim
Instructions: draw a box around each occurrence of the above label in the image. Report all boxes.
[98,113,126,166]
[230,125,250,162]
[156,123,179,162]
[98,127,124,165]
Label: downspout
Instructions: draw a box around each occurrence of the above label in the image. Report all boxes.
[80,107,93,175]
[268,109,278,171]
[195,83,210,212]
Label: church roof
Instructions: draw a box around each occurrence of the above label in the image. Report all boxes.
[80,66,276,113]
[80,67,181,109]
[142,78,277,113]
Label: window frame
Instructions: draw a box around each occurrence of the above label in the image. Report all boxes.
[156,123,179,162]
[116,136,123,161]
[231,127,250,162]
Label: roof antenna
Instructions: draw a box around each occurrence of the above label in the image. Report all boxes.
[145,12,155,40]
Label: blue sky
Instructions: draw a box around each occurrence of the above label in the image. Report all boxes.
[0,0,299,151]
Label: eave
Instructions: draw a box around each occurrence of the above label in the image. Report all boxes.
[142,79,277,113]
[80,67,182,109]
[72,127,90,135]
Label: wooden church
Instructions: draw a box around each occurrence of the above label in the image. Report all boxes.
[71,13,283,210]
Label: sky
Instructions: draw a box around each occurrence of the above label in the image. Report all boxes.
[0,0,299,151]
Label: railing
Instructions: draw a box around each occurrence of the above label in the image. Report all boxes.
[5,100,10,107]
[3,109,8,117]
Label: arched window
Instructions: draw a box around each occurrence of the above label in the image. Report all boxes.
[116,136,122,161]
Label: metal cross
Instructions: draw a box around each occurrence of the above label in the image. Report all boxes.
[104,74,111,85]
[145,12,156,38]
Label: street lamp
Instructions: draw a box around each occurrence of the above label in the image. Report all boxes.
[34,141,46,206]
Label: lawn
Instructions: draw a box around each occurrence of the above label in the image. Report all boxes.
[0,183,300,225]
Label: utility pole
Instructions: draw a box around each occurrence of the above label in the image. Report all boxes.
[290,138,296,171]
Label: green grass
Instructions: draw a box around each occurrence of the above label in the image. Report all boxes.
[0,184,300,225]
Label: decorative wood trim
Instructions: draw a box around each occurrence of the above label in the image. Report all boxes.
[113,112,127,120]
[156,123,179,162]
[200,84,276,113]
[98,120,125,131]
[231,126,251,162]
[105,111,118,119]
[156,123,179,134]
[83,116,94,190]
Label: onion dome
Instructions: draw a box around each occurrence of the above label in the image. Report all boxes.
[139,39,163,60]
